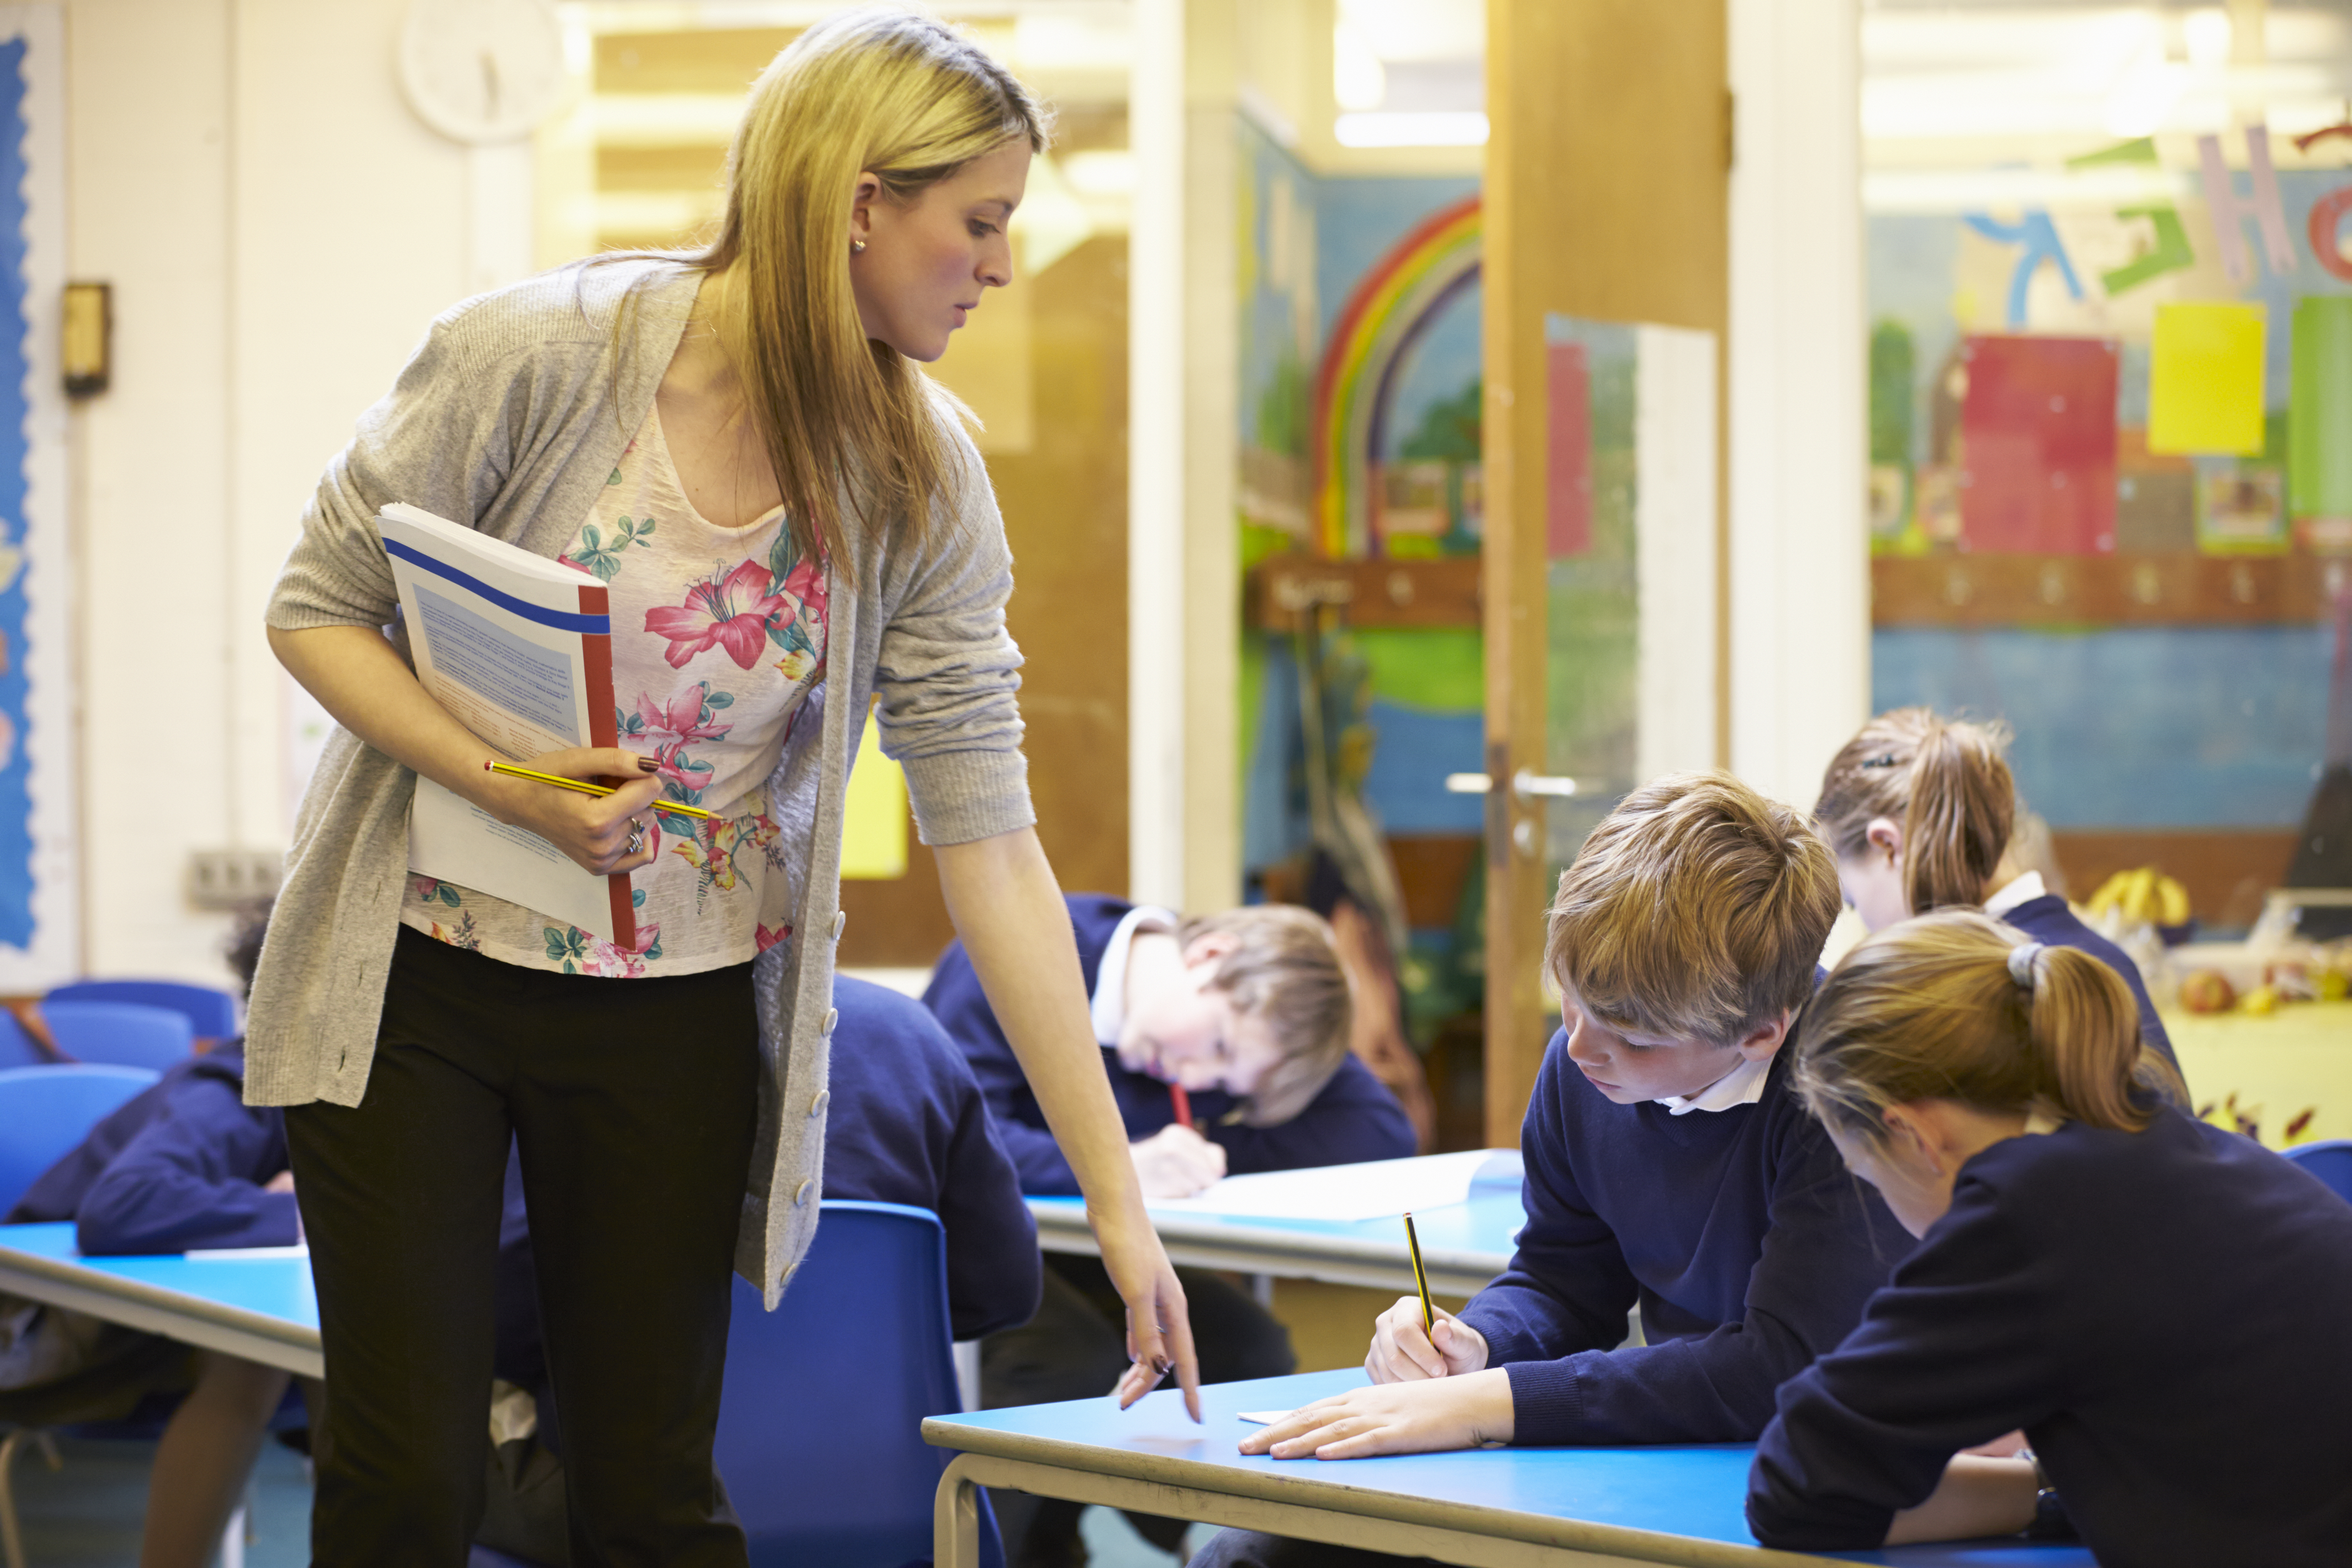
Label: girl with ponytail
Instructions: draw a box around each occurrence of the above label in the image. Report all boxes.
[1816,707,2181,1076]
[1746,911,2352,1564]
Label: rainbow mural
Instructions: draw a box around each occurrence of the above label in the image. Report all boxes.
[1311,194,1483,558]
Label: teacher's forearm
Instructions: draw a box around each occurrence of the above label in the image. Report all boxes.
[268,623,521,812]
[933,830,1141,1213]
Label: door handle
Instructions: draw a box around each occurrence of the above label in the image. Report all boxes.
[1444,768,1579,799]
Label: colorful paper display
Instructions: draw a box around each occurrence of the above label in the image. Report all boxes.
[839,709,908,880]
[1546,338,1592,559]
[2290,296,2352,521]
[1957,335,2120,554]
[2149,302,2267,456]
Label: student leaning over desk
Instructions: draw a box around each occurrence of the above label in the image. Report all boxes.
[250,13,1198,1566]
[1747,911,2352,1564]
[1191,774,1913,1568]
[1816,706,2182,1080]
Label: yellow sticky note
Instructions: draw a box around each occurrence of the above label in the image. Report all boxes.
[839,709,908,880]
[2148,302,2267,455]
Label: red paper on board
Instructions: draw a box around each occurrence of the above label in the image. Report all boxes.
[1547,340,1592,559]
[1958,335,2120,555]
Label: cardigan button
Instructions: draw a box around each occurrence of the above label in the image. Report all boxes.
[808,1089,830,1118]
[822,1007,839,1037]
[831,910,846,940]
[793,1179,814,1207]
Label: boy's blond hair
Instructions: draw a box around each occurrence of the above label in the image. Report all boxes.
[1546,772,1839,1047]
[1179,906,1354,1127]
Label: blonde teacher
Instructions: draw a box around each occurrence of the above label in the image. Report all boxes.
[248,13,1196,1565]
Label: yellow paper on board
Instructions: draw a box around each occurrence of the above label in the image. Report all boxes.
[840,709,908,880]
[2148,302,2267,455]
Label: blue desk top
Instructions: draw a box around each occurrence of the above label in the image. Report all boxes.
[1027,1189,1526,1263]
[0,1221,317,1336]
[926,1368,2092,1568]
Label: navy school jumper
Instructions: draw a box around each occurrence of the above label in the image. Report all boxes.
[1997,893,2182,1080]
[11,980,1040,1344]
[921,893,1418,1195]
[1749,1106,2352,1566]
[1457,1029,1914,1446]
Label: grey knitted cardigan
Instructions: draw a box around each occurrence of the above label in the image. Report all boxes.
[247,260,1034,1308]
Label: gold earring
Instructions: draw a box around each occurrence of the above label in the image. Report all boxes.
[852,239,866,253]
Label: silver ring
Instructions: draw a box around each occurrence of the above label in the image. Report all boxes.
[626,819,645,855]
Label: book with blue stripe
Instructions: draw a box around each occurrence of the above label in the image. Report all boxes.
[379,502,635,946]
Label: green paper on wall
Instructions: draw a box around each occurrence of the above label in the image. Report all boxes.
[2148,302,2267,455]
[2291,296,2352,519]
[840,708,908,880]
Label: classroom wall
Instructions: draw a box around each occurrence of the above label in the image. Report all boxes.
[67,0,476,985]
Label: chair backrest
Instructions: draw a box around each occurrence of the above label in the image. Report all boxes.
[0,1064,160,1212]
[42,1001,196,1071]
[715,1200,1000,1568]
[47,980,238,1039]
[2284,1139,2352,1207]
[0,1011,44,1071]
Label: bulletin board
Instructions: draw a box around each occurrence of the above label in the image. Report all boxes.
[0,5,74,988]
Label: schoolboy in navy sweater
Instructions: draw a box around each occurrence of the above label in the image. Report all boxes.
[931,895,1405,1568]
[1198,775,1905,1558]
[924,893,1415,1196]
[1747,912,2352,1564]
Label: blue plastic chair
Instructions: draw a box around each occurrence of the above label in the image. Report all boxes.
[46,980,237,1040]
[714,1200,1003,1568]
[40,1002,194,1072]
[0,1064,159,1214]
[2285,1139,2352,1206]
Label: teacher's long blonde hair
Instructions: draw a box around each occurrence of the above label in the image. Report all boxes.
[607,6,1049,565]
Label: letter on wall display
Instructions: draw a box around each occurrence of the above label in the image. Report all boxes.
[1957,336,2120,554]
[2196,126,2298,286]
[2067,137,2195,296]
[2149,302,2268,456]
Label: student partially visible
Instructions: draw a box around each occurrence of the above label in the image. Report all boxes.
[1191,775,1910,1568]
[1747,911,2352,1563]
[927,895,1408,1566]
[1816,706,2180,1076]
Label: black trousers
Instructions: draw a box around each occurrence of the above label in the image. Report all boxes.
[984,1253,1298,1565]
[286,927,760,1568]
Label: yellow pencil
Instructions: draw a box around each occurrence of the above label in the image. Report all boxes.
[1403,1210,1434,1336]
[484,760,715,820]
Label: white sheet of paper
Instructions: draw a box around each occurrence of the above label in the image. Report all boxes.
[184,1244,310,1260]
[1237,1411,1292,1426]
[1147,1150,1504,1224]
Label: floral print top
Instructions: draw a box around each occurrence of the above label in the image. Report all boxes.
[399,406,828,978]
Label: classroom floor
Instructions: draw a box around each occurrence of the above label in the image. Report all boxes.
[9,1434,1205,1568]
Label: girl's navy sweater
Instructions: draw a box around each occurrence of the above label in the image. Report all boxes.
[1459,1033,1911,1446]
[1748,1107,2352,1565]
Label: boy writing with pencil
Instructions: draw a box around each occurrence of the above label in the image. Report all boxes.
[1192,774,1911,1568]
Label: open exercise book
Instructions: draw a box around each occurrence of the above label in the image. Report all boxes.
[382,503,635,947]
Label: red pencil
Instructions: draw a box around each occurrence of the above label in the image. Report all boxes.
[1169,1082,1193,1130]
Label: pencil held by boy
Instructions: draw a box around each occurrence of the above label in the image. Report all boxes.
[1229,774,1910,1470]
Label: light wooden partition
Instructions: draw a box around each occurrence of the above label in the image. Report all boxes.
[1482,0,1730,1145]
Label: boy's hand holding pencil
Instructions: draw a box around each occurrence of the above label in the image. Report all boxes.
[1366,1294,1489,1382]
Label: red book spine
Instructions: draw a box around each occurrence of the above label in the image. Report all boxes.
[577,583,633,949]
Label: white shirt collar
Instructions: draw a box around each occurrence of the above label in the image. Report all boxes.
[1983,871,2047,920]
[1654,1051,1773,1116]
[1088,905,1181,1047]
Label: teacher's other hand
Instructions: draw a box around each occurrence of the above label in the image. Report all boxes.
[485,747,665,876]
[1096,1205,1202,1421]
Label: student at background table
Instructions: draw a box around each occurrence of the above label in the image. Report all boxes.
[926,895,1412,1567]
[253,12,1198,1564]
[1746,910,2352,1563]
[1192,774,1910,1568]
[1815,706,2180,1076]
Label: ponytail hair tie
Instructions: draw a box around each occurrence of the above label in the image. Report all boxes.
[2008,942,2045,991]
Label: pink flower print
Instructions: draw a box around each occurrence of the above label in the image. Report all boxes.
[648,738,714,801]
[670,815,782,895]
[637,686,733,745]
[755,923,793,953]
[645,560,788,670]
[583,921,663,980]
